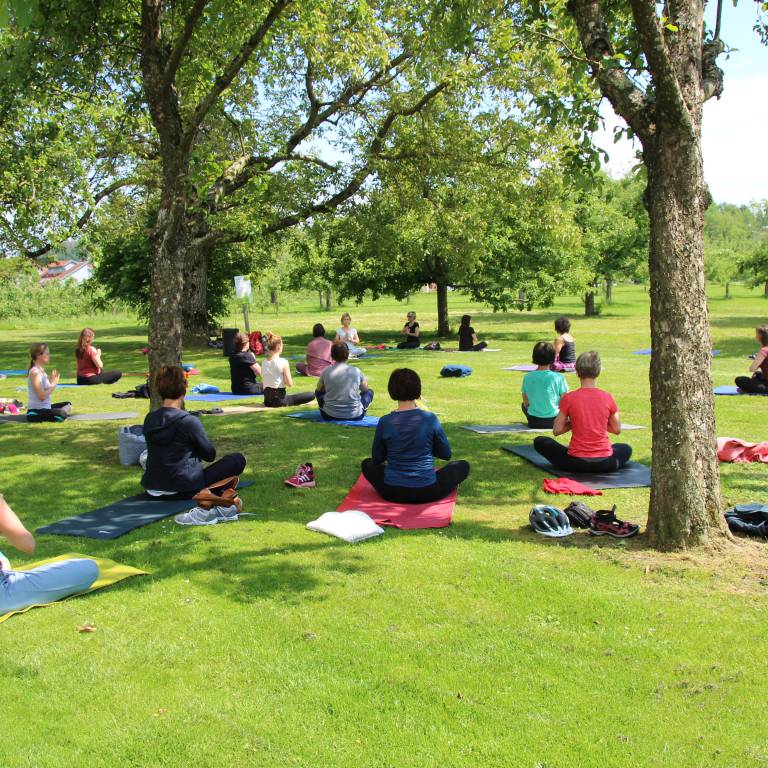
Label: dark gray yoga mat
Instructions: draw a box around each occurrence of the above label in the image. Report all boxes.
[501,443,651,489]
[464,423,644,435]
[37,481,254,539]
[0,411,139,423]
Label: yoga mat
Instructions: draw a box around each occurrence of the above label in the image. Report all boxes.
[185,392,263,402]
[459,348,501,353]
[714,385,768,396]
[284,410,379,427]
[504,365,575,373]
[501,444,651,489]
[0,411,139,423]
[463,423,645,434]
[336,474,456,529]
[36,481,254,539]
[0,553,148,624]
[635,349,721,356]
[0,369,28,376]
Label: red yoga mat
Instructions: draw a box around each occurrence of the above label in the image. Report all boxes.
[336,474,456,529]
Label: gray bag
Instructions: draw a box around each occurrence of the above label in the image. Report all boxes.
[118,424,146,466]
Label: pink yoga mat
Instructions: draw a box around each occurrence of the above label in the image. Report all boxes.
[336,474,456,529]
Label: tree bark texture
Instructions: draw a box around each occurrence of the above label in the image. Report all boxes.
[568,0,727,549]
[182,241,210,344]
[605,277,613,304]
[324,287,332,310]
[584,291,597,316]
[436,282,449,336]
[763,281,768,298]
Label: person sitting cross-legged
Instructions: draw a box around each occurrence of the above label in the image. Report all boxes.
[296,323,333,377]
[533,350,631,473]
[141,365,246,498]
[361,368,469,503]
[0,493,98,615]
[315,342,373,421]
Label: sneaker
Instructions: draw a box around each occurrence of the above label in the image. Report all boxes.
[174,505,239,526]
[284,463,316,488]
[588,506,639,538]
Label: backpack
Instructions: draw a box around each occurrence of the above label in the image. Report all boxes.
[563,501,595,528]
[249,331,265,355]
[440,364,472,377]
[422,341,441,351]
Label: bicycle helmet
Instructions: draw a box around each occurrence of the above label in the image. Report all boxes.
[529,505,573,537]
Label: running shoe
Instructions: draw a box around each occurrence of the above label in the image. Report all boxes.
[284,463,316,488]
[174,504,239,525]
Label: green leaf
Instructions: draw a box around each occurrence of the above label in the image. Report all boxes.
[665,23,679,32]
[12,0,32,27]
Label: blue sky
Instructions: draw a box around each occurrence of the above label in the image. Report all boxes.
[595,1,767,205]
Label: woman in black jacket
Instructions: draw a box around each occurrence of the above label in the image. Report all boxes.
[141,366,246,497]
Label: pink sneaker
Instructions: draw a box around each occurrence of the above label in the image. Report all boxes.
[284,463,316,488]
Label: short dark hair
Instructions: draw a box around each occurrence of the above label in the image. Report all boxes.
[554,316,571,334]
[388,368,421,401]
[575,351,601,379]
[460,314,471,326]
[757,325,768,346]
[154,365,187,400]
[532,341,556,365]
[312,323,326,338]
[330,341,349,363]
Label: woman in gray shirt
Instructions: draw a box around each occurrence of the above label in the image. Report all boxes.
[316,343,373,420]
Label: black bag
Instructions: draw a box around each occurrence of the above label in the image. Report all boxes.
[564,501,595,528]
[422,341,441,351]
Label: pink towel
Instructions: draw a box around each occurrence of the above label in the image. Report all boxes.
[542,477,603,496]
[336,474,456,529]
[717,437,768,463]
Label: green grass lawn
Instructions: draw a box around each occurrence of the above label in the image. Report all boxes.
[1,285,767,767]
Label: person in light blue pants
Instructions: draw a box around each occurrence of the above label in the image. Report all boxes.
[0,493,98,614]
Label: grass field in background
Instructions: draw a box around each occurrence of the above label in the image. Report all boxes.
[1,284,767,768]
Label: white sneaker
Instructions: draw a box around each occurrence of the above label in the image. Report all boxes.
[174,505,239,526]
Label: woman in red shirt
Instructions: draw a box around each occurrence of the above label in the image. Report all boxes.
[75,328,123,385]
[533,350,632,473]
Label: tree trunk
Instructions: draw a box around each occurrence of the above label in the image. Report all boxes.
[763,281,768,298]
[324,287,332,310]
[584,291,597,316]
[182,241,210,344]
[605,277,613,304]
[725,281,731,299]
[643,123,725,549]
[318,290,323,309]
[436,281,449,336]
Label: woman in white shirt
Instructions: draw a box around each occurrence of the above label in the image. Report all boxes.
[27,343,73,422]
[334,313,366,357]
[261,333,316,407]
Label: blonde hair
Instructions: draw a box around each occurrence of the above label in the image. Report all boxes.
[341,313,351,324]
[75,327,95,358]
[29,342,49,370]
[265,332,282,352]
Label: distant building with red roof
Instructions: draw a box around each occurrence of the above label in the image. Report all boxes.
[39,259,92,285]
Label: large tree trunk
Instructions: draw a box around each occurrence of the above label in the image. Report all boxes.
[435,281,449,336]
[644,122,725,549]
[182,242,210,344]
[584,291,597,316]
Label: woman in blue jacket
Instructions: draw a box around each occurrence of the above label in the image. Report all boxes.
[361,368,469,503]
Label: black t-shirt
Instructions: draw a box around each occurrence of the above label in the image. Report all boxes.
[404,321,419,338]
[458,325,475,351]
[229,350,258,393]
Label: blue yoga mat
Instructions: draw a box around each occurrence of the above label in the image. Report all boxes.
[714,385,768,396]
[0,369,27,376]
[186,392,263,402]
[36,481,254,539]
[634,349,721,356]
[285,410,379,427]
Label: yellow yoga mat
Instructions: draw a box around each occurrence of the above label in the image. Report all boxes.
[0,553,148,624]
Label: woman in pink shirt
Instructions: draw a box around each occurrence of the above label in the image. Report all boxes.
[75,328,122,385]
[533,350,632,473]
[296,324,333,377]
[735,325,768,394]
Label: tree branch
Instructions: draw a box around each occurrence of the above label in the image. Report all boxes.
[567,0,656,145]
[163,0,209,90]
[181,0,293,153]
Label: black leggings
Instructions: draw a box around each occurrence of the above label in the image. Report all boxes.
[459,341,488,352]
[521,404,554,429]
[147,453,247,500]
[27,401,72,423]
[735,374,768,394]
[396,339,421,349]
[232,381,263,395]
[533,436,631,473]
[263,387,315,408]
[77,371,122,385]
[361,457,470,503]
